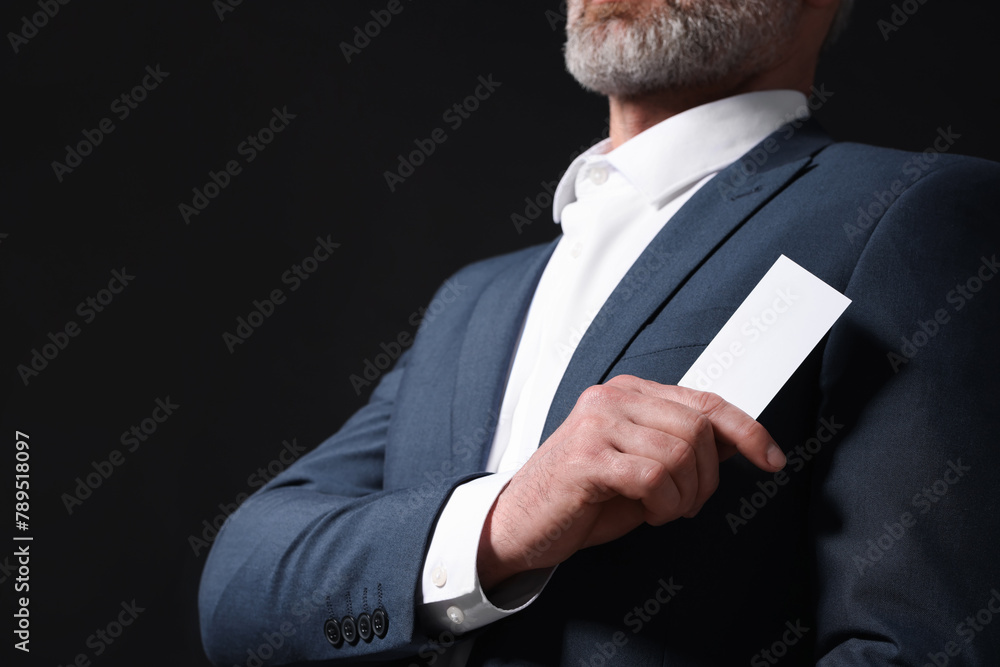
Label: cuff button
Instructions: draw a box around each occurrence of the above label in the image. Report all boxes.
[324,618,342,648]
[342,615,358,645]
[372,607,389,638]
[447,606,465,625]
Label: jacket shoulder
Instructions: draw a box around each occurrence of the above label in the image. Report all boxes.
[812,136,1000,185]
[445,240,556,288]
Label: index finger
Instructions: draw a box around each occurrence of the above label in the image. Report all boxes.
[609,375,785,473]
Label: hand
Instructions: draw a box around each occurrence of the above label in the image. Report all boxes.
[477,374,785,590]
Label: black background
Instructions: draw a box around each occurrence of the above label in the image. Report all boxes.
[1,1,997,665]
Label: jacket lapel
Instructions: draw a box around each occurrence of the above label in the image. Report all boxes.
[450,241,559,475]
[540,122,834,442]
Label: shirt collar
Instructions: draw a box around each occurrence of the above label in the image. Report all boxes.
[552,90,810,222]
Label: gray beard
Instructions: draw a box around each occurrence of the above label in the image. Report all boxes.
[564,0,800,97]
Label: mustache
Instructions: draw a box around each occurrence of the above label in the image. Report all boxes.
[571,0,640,25]
[572,0,681,23]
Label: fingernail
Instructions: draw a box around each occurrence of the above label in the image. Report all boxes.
[766,442,786,469]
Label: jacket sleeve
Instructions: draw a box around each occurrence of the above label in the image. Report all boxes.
[812,158,1000,664]
[197,343,475,664]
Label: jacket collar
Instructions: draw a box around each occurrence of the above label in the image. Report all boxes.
[553,90,813,221]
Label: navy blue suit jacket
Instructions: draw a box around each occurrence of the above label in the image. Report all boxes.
[199,120,1000,665]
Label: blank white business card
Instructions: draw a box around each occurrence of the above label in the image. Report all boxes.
[677,255,851,418]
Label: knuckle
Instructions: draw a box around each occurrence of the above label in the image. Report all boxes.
[635,471,669,513]
[731,416,766,444]
[645,430,674,452]
[690,390,726,415]
[573,411,609,437]
[688,413,713,441]
[578,383,616,407]
[605,374,639,388]
[668,441,698,474]
[637,461,665,492]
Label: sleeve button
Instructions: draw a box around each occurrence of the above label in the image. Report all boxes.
[324,618,342,648]
[357,612,373,642]
[342,615,358,645]
[372,607,389,638]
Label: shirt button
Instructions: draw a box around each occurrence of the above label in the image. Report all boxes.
[588,165,608,185]
[432,566,447,587]
[570,242,583,258]
[447,606,465,625]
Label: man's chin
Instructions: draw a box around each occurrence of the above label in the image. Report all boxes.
[566,0,798,100]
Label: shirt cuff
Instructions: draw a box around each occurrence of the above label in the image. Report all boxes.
[419,471,554,634]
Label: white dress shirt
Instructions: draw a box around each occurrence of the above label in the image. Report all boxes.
[418,90,811,636]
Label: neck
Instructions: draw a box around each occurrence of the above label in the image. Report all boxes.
[607,87,734,149]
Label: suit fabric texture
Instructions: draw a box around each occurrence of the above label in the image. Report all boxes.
[199,119,1000,665]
